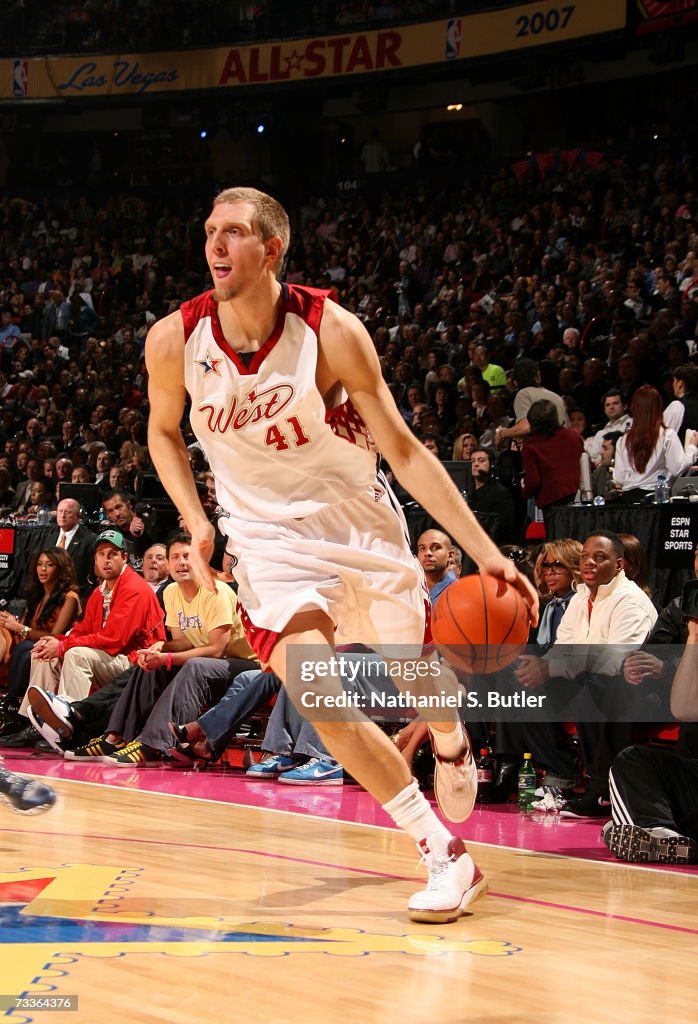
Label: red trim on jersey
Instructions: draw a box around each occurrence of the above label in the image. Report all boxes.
[237,598,430,664]
[422,598,435,656]
[181,291,214,344]
[285,283,330,337]
[238,603,282,666]
[180,284,331,377]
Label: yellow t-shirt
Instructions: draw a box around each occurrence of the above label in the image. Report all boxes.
[162,580,255,661]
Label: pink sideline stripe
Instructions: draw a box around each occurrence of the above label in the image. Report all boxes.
[3,827,696,935]
[489,890,698,935]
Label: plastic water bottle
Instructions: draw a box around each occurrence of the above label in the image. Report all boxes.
[476,747,495,803]
[37,507,50,527]
[654,474,670,504]
[518,752,536,811]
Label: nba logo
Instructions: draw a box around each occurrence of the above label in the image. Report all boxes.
[445,18,461,60]
[13,60,28,97]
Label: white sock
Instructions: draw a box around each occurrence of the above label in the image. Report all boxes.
[382,779,452,850]
[430,723,466,761]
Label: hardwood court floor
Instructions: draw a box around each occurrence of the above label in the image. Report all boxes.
[0,772,695,1024]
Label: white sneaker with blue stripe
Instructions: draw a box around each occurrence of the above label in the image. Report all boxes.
[246,754,297,778]
[277,758,343,785]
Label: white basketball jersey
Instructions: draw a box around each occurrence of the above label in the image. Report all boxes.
[182,284,379,522]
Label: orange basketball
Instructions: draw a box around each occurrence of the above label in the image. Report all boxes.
[431,573,530,674]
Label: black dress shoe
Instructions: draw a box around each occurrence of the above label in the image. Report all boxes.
[0,712,24,737]
[489,758,519,803]
[0,725,39,748]
[34,739,58,754]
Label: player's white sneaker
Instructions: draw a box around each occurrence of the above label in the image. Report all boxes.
[408,835,488,924]
[430,726,478,823]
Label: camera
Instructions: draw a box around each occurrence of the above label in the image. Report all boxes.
[680,579,698,620]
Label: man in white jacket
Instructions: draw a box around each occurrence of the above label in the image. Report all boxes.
[515,530,658,817]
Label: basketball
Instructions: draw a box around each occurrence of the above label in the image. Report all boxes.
[431,573,530,674]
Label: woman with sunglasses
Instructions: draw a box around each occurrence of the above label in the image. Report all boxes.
[535,539,583,649]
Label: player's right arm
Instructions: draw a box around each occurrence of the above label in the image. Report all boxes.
[145,313,216,590]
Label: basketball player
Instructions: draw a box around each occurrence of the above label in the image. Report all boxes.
[0,765,56,814]
[146,187,538,923]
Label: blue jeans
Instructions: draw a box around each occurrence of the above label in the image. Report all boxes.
[197,667,280,760]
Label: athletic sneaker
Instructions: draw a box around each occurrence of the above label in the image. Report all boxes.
[408,834,488,924]
[245,754,297,779]
[601,821,697,864]
[430,726,478,824]
[102,740,161,767]
[560,793,611,818]
[26,688,74,753]
[0,766,56,814]
[64,734,127,762]
[277,758,343,786]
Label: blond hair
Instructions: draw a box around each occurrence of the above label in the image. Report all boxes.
[213,186,290,273]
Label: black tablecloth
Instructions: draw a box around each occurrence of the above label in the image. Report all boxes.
[0,525,99,601]
[546,503,698,607]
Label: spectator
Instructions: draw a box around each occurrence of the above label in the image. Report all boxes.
[12,457,43,514]
[471,345,507,393]
[22,529,165,711]
[26,477,55,519]
[521,399,584,529]
[494,538,583,794]
[516,530,657,818]
[35,532,246,766]
[617,533,652,597]
[603,627,698,865]
[572,358,609,425]
[496,358,569,446]
[48,496,95,601]
[663,363,698,444]
[141,543,169,592]
[452,431,478,462]
[584,389,632,464]
[613,385,698,502]
[416,529,456,605]
[467,448,515,545]
[0,547,81,743]
[591,431,623,499]
[101,487,154,569]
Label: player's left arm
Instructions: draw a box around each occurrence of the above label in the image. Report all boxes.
[670,618,698,721]
[318,302,538,620]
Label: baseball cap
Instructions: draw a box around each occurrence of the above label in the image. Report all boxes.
[93,529,126,551]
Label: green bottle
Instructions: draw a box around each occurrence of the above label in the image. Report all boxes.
[518,752,536,811]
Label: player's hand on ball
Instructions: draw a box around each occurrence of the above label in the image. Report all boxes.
[480,553,539,627]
